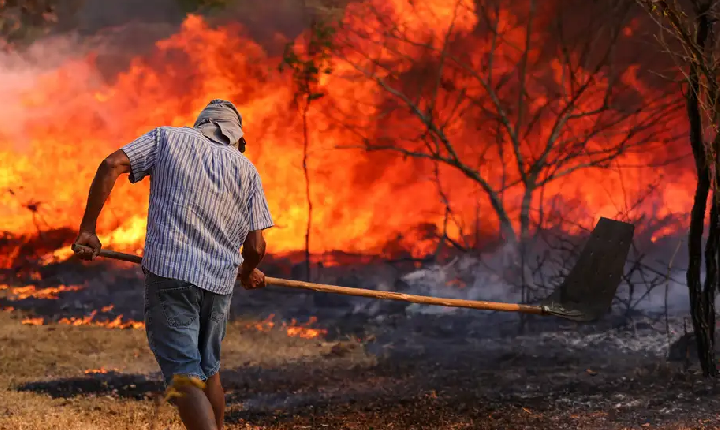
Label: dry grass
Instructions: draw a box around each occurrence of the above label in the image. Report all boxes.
[0,310,370,430]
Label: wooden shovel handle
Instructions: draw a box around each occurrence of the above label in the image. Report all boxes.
[72,246,545,315]
[264,276,545,314]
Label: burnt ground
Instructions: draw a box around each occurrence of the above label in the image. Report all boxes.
[1,256,720,429]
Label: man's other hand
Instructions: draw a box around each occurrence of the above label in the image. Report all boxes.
[72,230,102,261]
[240,268,265,290]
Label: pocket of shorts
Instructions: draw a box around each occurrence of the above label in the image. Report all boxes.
[210,294,231,324]
[157,285,200,328]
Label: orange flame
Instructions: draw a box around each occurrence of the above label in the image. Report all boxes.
[84,367,121,374]
[21,316,44,325]
[19,310,326,339]
[5,284,85,300]
[16,306,145,329]
[58,310,145,329]
[248,314,328,339]
[0,1,691,269]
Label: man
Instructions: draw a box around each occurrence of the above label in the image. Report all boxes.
[73,99,274,430]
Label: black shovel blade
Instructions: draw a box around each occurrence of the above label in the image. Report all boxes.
[540,217,635,322]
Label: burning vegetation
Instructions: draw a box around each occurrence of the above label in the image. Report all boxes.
[3,283,84,300]
[247,314,328,339]
[2,281,327,338]
[0,0,691,266]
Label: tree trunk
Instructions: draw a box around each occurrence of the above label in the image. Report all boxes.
[685,9,716,377]
[688,171,712,375]
[701,195,718,375]
[517,188,533,334]
[301,102,313,282]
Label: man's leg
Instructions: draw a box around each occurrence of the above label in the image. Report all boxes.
[173,382,217,430]
[144,271,217,430]
[204,373,225,430]
[198,290,233,430]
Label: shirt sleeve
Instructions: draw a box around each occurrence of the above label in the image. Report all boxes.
[247,168,274,231]
[120,128,161,183]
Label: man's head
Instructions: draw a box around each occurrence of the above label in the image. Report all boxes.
[193,99,247,152]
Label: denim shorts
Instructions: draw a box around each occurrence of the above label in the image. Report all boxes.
[143,269,232,386]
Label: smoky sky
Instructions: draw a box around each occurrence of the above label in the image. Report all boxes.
[44,0,318,81]
[52,0,312,49]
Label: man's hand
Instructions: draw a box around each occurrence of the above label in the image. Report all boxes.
[73,230,102,261]
[240,268,265,290]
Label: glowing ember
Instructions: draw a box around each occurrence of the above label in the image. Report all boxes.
[248,314,328,339]
[21,317,45,325]
[84,367,121,374]
[446,279,466,288]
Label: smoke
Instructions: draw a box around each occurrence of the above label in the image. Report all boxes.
[53,0,314,57]
[391,228,699,318]
[0,0,308,153]
[400,254,516,316]
[0,0,324,102]
[0,34,88,150]
[0,0,182,150]
[66,0,185,34]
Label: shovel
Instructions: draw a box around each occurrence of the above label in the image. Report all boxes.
[71,217,634,322]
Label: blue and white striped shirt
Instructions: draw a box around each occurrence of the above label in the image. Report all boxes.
[121,126,274,295]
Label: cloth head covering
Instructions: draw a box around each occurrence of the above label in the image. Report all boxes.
[193,99,244,147]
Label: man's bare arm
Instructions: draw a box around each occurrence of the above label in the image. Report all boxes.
[239,230,266,279]
[79,150,131,233]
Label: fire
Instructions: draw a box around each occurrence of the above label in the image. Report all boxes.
[84,367,121,374]
[21,316,44,325]
[248,314,328,339]
[16,307,145,329]
[4,283,84,300]
[0,1,692,268]
[4,285,146,329]
[40,218,146,264]
[58,310,145,329]
[18,308,326,339]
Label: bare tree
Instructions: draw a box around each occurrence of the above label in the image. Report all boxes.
[281,14,336,281]
[636,0,720,377]
[327,0,680,302]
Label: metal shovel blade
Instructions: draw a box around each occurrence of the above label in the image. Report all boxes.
[539,217,635,322]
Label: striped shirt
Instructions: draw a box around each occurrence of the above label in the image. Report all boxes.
[121,126,274,295]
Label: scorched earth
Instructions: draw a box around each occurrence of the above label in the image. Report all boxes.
[0,255,719,430]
